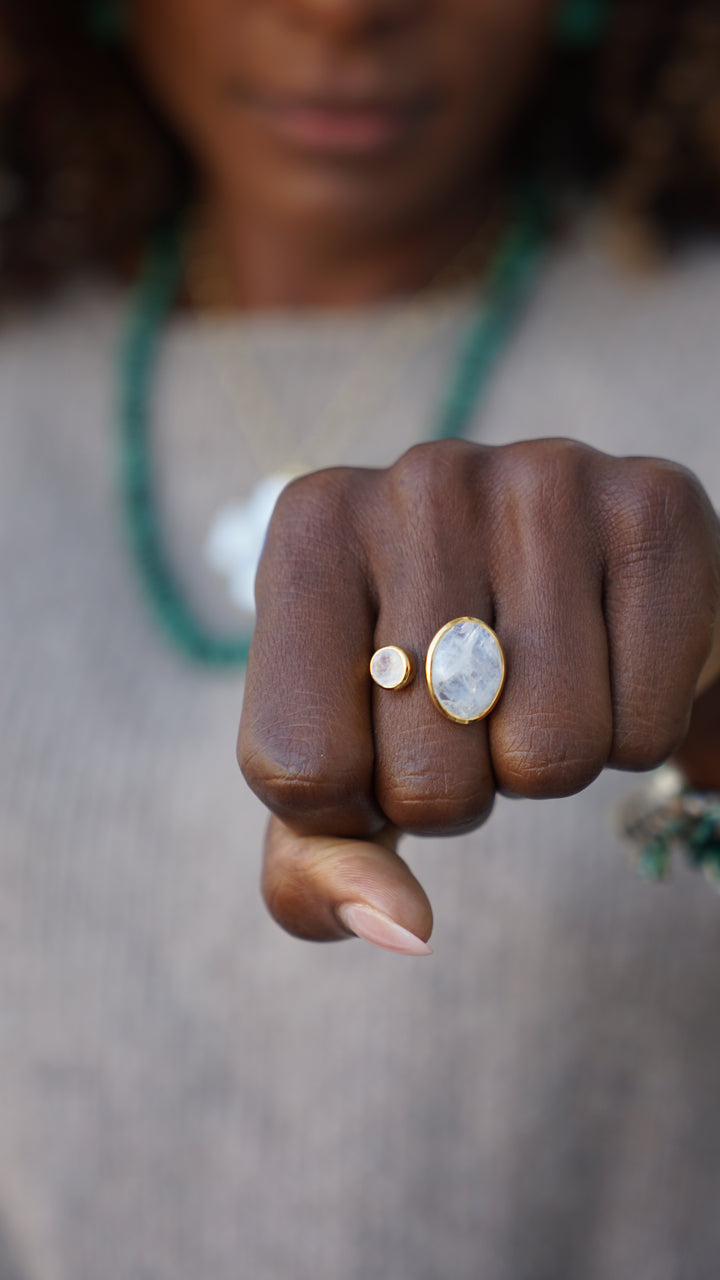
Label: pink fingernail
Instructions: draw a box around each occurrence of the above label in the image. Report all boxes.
[337,903,433,957]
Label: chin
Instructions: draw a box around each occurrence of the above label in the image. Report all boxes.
[227,141,472,243]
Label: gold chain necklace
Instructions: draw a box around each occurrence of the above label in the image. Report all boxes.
[182,205,507,611]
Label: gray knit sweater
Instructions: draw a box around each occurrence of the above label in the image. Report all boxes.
[1,227,720,1280]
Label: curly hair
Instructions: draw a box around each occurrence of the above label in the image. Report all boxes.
[0,0,719,301]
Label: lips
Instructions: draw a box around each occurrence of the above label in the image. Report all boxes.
[225,82,436,157]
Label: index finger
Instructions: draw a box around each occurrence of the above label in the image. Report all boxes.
[238,468,383,839]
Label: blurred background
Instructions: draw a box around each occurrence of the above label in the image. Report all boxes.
[1,3,720,1278]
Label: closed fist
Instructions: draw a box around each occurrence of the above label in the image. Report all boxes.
[239,439,720,953]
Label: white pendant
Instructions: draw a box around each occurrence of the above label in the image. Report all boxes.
[204,471,296,614]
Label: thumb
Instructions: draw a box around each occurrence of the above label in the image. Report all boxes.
[262,816,434,956]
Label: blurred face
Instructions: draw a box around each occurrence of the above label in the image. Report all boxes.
[130,0,557,241]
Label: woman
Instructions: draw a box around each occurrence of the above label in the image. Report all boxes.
[1,1,720,1277]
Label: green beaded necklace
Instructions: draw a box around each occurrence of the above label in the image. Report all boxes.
[119,196,546,667]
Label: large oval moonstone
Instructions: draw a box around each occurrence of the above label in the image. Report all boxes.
[427,618,504,723]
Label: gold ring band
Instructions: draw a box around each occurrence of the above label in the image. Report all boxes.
[425,617,505,724]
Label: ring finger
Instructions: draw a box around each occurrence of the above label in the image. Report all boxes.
[371,573,498,837]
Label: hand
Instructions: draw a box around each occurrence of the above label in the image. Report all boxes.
[238,439,720,954]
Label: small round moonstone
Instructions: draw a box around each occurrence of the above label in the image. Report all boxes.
[370,646,412,690]
[427,619,504,723]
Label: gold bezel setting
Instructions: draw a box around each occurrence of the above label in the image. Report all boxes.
[369,645,415,692]
[425,617,506,724]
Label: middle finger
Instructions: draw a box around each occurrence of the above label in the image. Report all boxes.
[368,458,496,835]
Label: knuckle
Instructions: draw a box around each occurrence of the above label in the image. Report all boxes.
[494,437,590,491]
[272,466,356,524]
[488,438,596,550]
[501,436,590,480]
[375,441,489,586]
[380,775,494,836]
[495,717,606,798]
[602,462,720,627]
[605,459,708,557]
[610,709,692,772]
[265,468,361,558]
[239,742,361,824]
[499,754,602,800]
[374,719,494,835]
[257,467,366,602]
[386,440,485,517]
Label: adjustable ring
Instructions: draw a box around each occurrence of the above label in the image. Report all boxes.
[425,617,505,724]
[370,646,415,691]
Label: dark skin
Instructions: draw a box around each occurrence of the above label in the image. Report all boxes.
[130,0,720,954]
[241,442,720,952]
